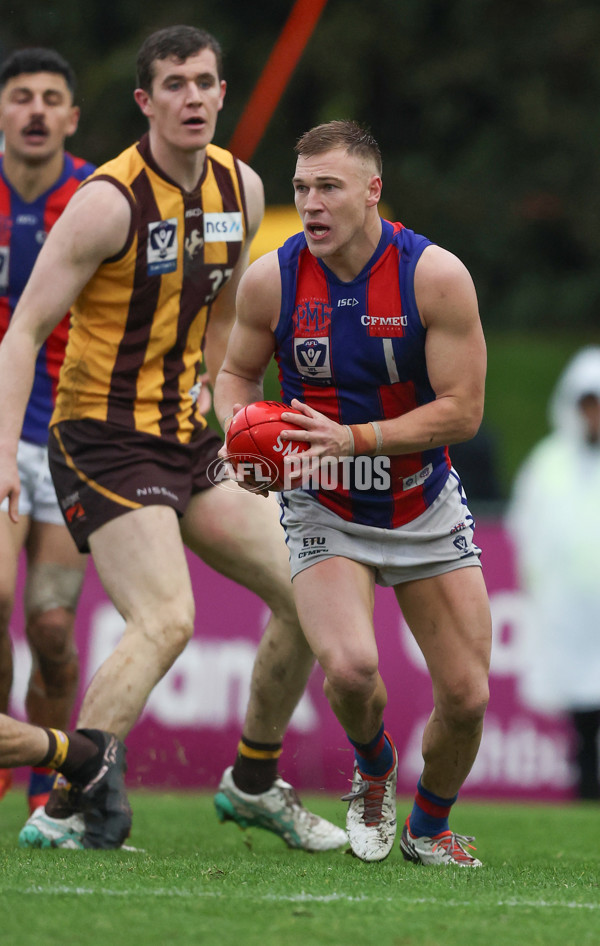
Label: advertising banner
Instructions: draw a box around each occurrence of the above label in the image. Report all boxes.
[8,520,574,799]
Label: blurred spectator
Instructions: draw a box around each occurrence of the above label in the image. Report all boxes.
[449,425,503,504]
[507,347,600,800]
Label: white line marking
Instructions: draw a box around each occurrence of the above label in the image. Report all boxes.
[7,887,599,911]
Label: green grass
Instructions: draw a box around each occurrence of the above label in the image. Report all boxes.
[1,791,599,946]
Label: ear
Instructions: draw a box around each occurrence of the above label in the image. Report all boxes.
[65,105,81,138]
[217,79,227,113]
[133,87,153,119]
[366,174,382,207]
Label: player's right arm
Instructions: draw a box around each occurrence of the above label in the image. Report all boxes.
[0,180,132,521]
[213,248,281,432]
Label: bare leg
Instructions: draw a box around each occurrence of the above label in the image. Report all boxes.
[181,487,315,743]
[395,566,491,798]
[0,512,28,714]
[291,556,385,743]
[24,521,86,729]
[77,506,196,739]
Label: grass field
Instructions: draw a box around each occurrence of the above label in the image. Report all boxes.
[1,791,599,946]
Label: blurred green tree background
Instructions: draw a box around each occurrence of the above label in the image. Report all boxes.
[2,0,599,494]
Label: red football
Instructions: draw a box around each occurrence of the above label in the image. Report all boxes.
[225,400,309,490]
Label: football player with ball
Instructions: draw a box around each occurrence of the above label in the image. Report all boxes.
[216,120,492,866]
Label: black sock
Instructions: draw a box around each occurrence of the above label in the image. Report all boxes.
[231,737,282,794]
[41,727,103,786]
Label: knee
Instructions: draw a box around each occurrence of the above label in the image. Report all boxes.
[27,608,76,666]
[322,649,380,704]
[437,674,490,732]
[139,598,196,665]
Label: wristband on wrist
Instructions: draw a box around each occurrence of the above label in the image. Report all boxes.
[371,420,384,454]
[348,422,377,456]
[346,421,384,456]
[344,424,355,455]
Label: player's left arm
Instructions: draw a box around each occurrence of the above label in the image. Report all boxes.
[201,161,265,400]
[374,244,486,454]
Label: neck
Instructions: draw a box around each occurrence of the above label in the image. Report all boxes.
[2,149,65,202]
[325,214,382,282]
[147,130,207,192]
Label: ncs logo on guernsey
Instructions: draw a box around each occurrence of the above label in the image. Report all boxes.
[204,212,243,242]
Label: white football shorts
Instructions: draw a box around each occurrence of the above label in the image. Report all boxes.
[279,469,482,586]
[0,438,64,525]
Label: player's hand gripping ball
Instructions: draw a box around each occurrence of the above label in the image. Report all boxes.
[225,400,309,490]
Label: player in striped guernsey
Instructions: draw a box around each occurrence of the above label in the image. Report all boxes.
[215,120,492,866]
[0,48,94,812]
[0,28,346,851]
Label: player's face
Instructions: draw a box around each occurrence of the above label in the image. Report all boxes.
[293,147,381,265]
[0,72,79,165]
[135,49,226,153]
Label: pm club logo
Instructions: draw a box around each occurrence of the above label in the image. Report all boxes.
[147,218,178,275]
[294,337,332,381]
[203,212,243,243]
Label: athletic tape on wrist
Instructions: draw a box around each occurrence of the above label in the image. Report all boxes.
[370,420,384,454]
[344,424,355,455]
[349,422,377,456]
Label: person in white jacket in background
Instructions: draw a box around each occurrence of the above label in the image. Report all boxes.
[507,346,600,800]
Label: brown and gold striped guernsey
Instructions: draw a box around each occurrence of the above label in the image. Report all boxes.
[51,133,248,444]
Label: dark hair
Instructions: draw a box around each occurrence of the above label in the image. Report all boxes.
[0,48,76,97]
[295,120,382,176]
[136,25,223,92]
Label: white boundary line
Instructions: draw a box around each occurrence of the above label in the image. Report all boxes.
[5,886,599,910]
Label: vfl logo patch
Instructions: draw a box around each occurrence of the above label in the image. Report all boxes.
[294,337,331,381]
[204,212,243,242]
[147,218,178,275]
[452,535,470,554]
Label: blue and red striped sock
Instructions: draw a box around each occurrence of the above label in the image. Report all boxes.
[409,777,457,837]
[348,724,394,778]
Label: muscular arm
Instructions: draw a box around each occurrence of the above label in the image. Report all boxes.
[377,244,486,454]
[213,249,281,429]
[202,161,265,393]
[0,180,132,518]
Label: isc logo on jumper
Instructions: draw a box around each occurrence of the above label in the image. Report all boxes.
[204,212,243,242]
[147,218,178,275]
[294,337,331,381]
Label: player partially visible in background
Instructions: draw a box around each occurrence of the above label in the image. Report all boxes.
[0,26,346,851]
[0,48,92,812]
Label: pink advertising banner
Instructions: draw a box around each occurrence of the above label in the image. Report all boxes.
[8,519,574,800]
